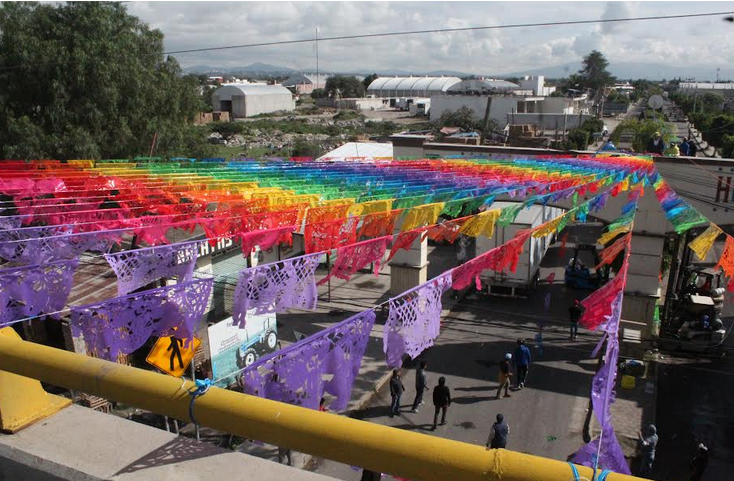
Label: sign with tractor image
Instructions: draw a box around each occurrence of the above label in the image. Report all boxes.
[208,312,278,387]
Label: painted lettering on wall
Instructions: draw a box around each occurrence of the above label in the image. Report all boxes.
[715,176,733,203]
[198,237,234,257]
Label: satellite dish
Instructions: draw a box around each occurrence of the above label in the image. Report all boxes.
[648,95,664,110]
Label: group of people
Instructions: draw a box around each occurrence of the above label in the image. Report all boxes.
[646,131,698,157]
[388,342,531,441]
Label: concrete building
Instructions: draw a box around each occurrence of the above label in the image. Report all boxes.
[518,76,556,96]
[212,84,295,118]
[430,93,589,129]
[366,76,461,98]
[281,74,330,94]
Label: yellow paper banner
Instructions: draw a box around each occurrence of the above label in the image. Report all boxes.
[401,202,445,232]
[459,209,501,238]
[349,198,394,216]
[532,215,565,238]
[688,224,723,261]
[598,224,631,245]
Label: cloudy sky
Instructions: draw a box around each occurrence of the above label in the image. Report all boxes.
[128,1,734,75]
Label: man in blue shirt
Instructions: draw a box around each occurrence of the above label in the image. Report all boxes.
[512,339,531,389]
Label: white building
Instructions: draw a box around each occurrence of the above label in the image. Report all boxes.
[366,76,461,98]
[679,82,734,99]
[212,84,295,118]
[281,74,330,94]
[517,76,556,96]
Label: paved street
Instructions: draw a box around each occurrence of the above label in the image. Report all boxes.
[653,342,734,481]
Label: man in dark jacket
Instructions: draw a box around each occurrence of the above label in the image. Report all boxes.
[411,361,429,413]
[389,369,404,418]
[569,300,584,340]
[512,339,531,389]
[431,376,451,430]
[486,413,510,449]
[688,138,698,157]
[679,137,691,156]
[646,132,666,154]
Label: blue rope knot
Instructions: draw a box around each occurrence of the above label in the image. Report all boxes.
[188,378,211,426]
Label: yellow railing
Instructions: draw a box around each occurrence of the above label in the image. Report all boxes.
[0,329,645,481]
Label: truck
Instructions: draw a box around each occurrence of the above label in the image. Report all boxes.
[476,202,564,298]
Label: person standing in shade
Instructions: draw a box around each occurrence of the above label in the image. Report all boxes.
[512,339,531,389]
[411,361,429,413]
[688,138,698,157]
[486,413,510,449]
[637,424,659,477]
[431,376,451,430]
[496,353,512,399]
[389,369,404,418]
[690,443,709,481]
[569,299,584,341]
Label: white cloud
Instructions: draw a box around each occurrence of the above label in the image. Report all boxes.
[125,1,734,76]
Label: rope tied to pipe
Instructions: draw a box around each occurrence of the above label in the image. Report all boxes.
[188,378,211,426]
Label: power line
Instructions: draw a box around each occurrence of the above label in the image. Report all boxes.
[1,11,732,73]
[161,11,734,55]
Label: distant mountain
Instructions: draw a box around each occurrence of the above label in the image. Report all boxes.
[184,62,296,75]
[500,62,734,81]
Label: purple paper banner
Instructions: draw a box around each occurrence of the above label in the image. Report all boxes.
[241,309,376,411]
[105,241,199,296]
[0,259,79,326]
[383,273,452,368]
[572,292,631,474]
[70,277,213,361]
[0,226,125,264]
[232,254,319,329]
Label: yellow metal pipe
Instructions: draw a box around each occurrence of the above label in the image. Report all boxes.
[0,332,645,481]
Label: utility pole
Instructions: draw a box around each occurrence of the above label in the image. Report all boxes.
[479,96,493,145]
[315,26,320,92]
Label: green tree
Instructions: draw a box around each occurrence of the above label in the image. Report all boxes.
[577,50,616,95]
[0,2,207,159]
[325,76,365,98]
[436,107,481,131]
[610,117,674,152]
[363,73,379,92]
[209,121,246,142]
[310,88,327,99]
[291,140,324,158]
[721,134,734,158]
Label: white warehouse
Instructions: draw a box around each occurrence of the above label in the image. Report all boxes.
[212,84,295,118]
[366,76,461,98]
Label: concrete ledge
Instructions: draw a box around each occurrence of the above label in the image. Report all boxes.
[0,405,337,481]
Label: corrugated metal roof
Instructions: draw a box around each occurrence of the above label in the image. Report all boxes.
[447,79,519,93]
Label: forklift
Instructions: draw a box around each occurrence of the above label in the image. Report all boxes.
[660,265,730,359]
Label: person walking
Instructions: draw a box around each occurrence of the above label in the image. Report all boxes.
[411,361,429,413]
[389,369,404,418]
[496,353,512,399]
[690,443,709,481]
[637,424,659,477]
[486,413,510,449]
[513,339,531,389]
[431,376,451,430]
[569,299,584,340]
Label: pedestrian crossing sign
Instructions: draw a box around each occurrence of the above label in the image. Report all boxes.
[146,336,201,377]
